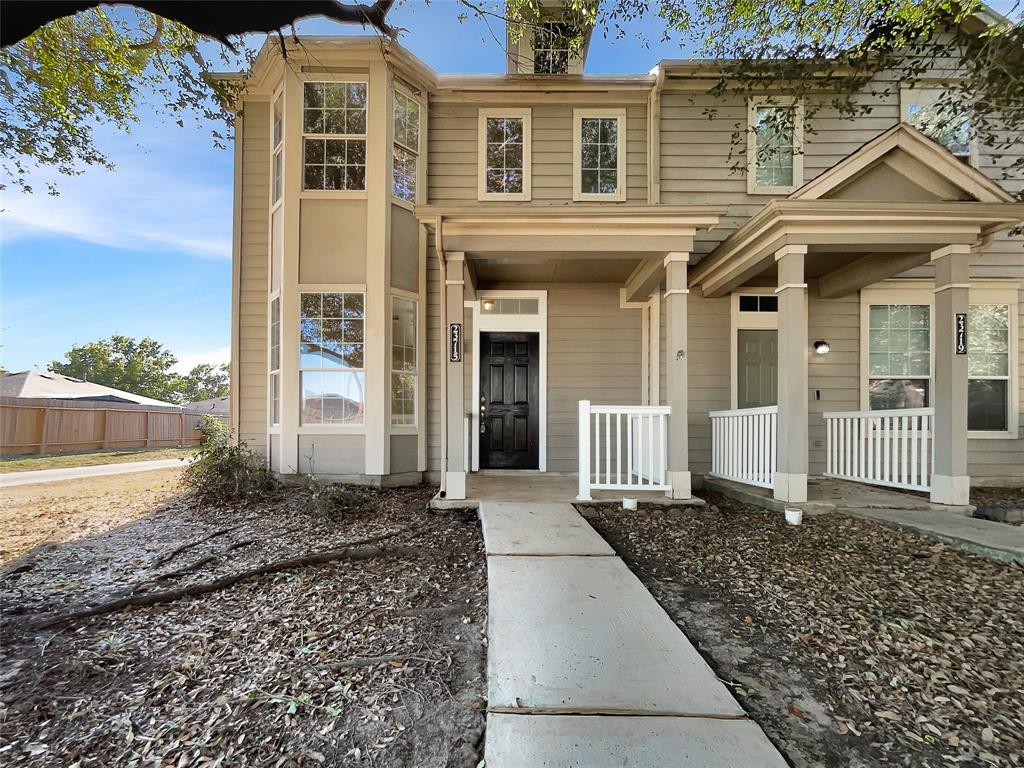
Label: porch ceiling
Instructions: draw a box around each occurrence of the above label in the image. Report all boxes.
[417,204,725,258]
[472,256,641,284]
[690,200,1024,298]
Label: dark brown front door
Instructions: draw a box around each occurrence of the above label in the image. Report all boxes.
[479,332,539,469]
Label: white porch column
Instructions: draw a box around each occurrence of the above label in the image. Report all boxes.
[774,245,809,503]
[930,244,971,504]
[664,252,691,499]
[444,252,467,499]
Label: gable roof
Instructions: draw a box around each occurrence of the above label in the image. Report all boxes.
[0,370,181,409]
[790,122,1017,204]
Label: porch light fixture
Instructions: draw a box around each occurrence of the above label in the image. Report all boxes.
[814,340,831,355]
[482,299,496,311]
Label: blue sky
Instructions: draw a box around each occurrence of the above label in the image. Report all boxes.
[4,2,1014,373]
[0,2,686,374]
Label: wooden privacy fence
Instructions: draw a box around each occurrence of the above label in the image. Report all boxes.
[1,398,208,456]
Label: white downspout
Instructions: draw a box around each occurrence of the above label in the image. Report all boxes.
[435,216,448,496]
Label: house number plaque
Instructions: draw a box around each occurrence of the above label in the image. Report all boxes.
[449,323,462,362]
[954,313,967,355]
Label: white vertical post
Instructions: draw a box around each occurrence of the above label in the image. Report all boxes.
[664,252,691,498]
[577,400,592,501]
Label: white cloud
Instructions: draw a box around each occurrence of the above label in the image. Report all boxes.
[172,345,231,374]
[1,120,232,260]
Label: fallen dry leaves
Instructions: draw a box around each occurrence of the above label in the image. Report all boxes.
[1,482,486,767]
[582,493,1024,768]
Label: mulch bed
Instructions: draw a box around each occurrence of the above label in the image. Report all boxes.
[581,493,1024,768]
[971,487,1024,526]
[1,485,487,767]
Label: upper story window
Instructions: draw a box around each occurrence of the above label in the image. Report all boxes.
[478,108,532,201]
[573,108,626,201]
[901,87,973,164]
[302,81,367,191]
[533,22,572,74]
[747,97,804,195]
[272,95,283,203]
[393,91,420,203]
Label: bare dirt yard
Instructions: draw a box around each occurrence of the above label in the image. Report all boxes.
[1,476,486,767]
[581,493,1024,768]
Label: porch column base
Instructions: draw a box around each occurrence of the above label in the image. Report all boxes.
[666,470,692,500]
[930,474,970,506]
[773,472,807,503]
[444,471,467,501]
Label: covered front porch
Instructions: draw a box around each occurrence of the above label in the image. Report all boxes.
[419,204,724,502]
[689,124,1024,506]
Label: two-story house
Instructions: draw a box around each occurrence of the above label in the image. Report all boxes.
[224,11,1024,508]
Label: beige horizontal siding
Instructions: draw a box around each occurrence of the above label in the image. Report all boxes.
[428,101,647,205]
[237,100,270,455]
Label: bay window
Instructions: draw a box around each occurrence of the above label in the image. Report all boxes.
[300,292,365,424]
[269,296,280,426]
[747,97,804,194]
[302,81,367,191]
[393,91,420,202]
[391,297,418,426]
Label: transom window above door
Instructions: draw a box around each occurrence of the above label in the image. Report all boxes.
[478,108,532,200]
[573,109,626,201]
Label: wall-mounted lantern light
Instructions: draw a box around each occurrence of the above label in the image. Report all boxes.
[813,340,831,355]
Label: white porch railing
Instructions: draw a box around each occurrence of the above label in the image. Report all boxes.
[577,400,671,501]
[708,406,778,488]
[824,407,934,492]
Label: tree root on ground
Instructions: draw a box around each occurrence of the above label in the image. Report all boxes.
[32,529,434,629]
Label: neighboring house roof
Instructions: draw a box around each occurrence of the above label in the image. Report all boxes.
[0,370,181,409]
[183,396,230,415]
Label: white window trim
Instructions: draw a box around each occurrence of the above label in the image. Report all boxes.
[298,289,368,431]
[729,289,779,409]
[300,78,369,198]
[899,84,978,167]
[392,88,424,210]
[572,108,627,202]
[467,290,548,472]
[746,96,804,195]
[477,107,532,201]
[390,293,419,433]
[859,280,1020,439]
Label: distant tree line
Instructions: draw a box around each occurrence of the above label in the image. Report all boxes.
[48,334,228,404]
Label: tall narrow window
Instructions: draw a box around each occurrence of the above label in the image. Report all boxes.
[393,91,420,202]
[302,82,367,191]
[573,109,626,201]
[968,304,1010,432]
[901,87,972,163]
[478,109,531,200]
[867,304,931,410]
[269,296,281,426]
[391,297,418,426]
[272,95,283,202]
[747,98,803,194]
[533,22,572,74]
[300,292,365,424]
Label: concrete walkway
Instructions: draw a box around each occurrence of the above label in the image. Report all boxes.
[841,506,1024,565]
[481,500,787,767]
[0,458,185,488]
